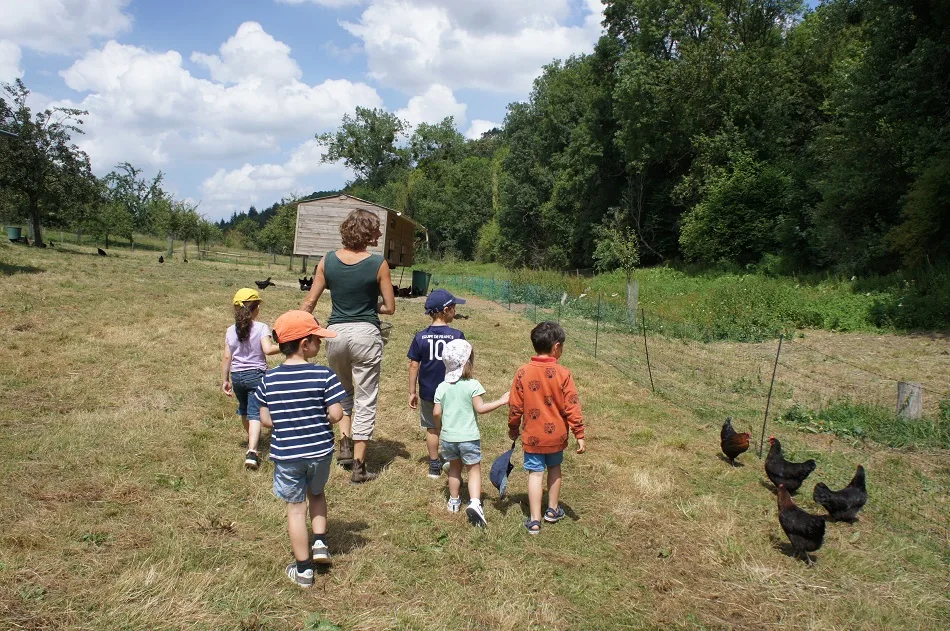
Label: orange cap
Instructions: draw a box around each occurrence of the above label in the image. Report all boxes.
[272,310,337,343]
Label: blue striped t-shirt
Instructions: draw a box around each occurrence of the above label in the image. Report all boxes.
[253,363,346,461]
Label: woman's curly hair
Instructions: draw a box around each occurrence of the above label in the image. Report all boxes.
[340,209,381,249]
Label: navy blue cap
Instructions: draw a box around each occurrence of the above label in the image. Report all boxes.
[490,441,517,498]
[424,288,466,314]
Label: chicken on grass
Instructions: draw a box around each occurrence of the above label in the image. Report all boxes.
[777,484,826,565]
[254,277,276,290]
[720,417,751,466]
[765,436,816,493]
[813,465,868,523]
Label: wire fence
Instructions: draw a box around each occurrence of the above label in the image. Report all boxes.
[434,274,950,426]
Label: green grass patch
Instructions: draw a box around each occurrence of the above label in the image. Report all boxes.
[781,400,950,449]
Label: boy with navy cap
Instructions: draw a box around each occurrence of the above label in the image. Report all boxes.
[407,289,466,478]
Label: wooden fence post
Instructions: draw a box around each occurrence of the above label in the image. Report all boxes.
[897,382,923,419]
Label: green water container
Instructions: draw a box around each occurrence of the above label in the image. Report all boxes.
[5,226,22,240]
[411,270,431,296]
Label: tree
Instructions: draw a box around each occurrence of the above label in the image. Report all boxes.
[104,162,165,249]
[0,79,94,247]
[593,209,641,322]
[315,107,407,188]
[258,202,298,257]
[89,201,133,249]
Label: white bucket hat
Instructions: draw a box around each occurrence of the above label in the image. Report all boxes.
[442,339,473,384]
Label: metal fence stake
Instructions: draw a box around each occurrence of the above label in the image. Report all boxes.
[758,333,785,458]
[641,307,655,393]
[594,293,601,359]
[507,281,512,310]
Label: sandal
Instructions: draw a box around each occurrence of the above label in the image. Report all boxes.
[543,506,565,523]
[524,519,541,535]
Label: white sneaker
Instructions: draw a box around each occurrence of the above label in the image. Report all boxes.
[466,501,487,527]
[447,497,462,513]
[311,539,331,564]
[286,563,313,587]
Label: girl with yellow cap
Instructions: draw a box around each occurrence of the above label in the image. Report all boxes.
[221,288,281,469]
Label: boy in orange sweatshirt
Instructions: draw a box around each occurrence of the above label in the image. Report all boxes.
[508,321,585,534]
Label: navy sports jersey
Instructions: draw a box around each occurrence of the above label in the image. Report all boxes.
[407,325,466,401]
[253,363,346,461]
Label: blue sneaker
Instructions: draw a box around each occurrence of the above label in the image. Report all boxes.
[543,506,565,523]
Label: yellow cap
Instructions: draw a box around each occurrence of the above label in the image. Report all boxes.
[233,288,262,306]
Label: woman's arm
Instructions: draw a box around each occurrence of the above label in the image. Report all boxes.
[473,390,510,415]
[300,257,327,313]
[221,342,233,396]
[376,260,396,315]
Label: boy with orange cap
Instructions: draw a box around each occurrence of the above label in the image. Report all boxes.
[253,310,344,587]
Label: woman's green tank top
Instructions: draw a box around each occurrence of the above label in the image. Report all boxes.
[324,250,383,326]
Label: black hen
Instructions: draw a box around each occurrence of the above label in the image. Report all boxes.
[777,484,826,565]
[254,277,275,290]
[765,436,816,493]
[97,248,107,256]
[299,276,313,291]
[813,465,867,523]
[159,255,164,263]
[720,417,751,466]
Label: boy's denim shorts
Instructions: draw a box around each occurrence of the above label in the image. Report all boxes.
[523,450,564,472]
[440,439,481,465]
[231,369,265,420]
[419,400,436,429]
[273,454,333,504]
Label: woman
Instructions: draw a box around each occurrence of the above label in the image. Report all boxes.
[301,208,396,483]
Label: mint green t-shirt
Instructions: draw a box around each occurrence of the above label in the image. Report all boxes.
[434,379,486,442]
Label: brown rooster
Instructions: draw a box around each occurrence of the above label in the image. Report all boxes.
[777,484,826,565]
[813,465,868,523]
[720,417,751,466]
[765,436,816,493]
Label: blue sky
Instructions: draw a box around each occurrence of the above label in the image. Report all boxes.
[1,0,814,221]
[1,0,604,219]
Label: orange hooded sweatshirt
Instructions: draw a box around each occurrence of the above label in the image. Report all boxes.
[508,356,584,454]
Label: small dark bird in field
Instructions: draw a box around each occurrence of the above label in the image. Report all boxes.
[454,313,469,320]
[813,465,868,523]
[765,436,816,493]
[397,286,412,298]
[97,248,107,256]
[299,276,313,291]
[255,277,276,290]
[720,417,751,466]
[159,255,164,263]
[777,484,826,565]
[49,241,55,247]
[183,257,188,263]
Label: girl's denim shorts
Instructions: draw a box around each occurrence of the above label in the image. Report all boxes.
[231,369,265,420]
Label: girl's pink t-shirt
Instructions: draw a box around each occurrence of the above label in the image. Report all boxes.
[226,321,270,372]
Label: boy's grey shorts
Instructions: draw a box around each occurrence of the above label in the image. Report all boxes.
[419,399,437,429]
[440,439,482,465]
[273,455,332,504]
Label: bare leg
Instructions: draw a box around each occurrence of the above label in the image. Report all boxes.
[465,462,482,503]
[354,439,367,463]
[527,471,544,524]
[241,415,249,435]
[248,420,261,453]
[286,501,310,562]
[308,491,327,537]
[546,464,562,511]
[447,459,463,500]
[338,414,352,439]
[426,429,440,460]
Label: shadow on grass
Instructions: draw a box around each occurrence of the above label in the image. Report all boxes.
[0,261,44,276]
[768,534,818,565]
[492,493,580,523]
[717,453,747,468]
[367,438,410,471]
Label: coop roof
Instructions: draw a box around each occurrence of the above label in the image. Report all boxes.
[300,194,428,232]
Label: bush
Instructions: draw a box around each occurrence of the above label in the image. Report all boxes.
[782,402,950,449]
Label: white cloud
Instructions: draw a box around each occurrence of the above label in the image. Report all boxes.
[200,138,349,217]
[342,0,603,93]
[0,0,132,54]
[0,41,22,82]
[55,25,383,171]
[464,119,501,140]
[396,84,466,130]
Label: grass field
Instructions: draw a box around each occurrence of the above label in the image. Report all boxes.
[2,242,949,630]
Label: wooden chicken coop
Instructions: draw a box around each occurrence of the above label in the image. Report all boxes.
[293,195,425,267]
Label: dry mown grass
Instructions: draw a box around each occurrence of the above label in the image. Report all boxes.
[1,243,949,630]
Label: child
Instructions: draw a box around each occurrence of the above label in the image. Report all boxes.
[407,289,467,478]
[508,322,585,535]
[433,339,509,527]
[220,288,280,470]
[254,310,345,587]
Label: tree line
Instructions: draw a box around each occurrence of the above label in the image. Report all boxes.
[315,0,949,276]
